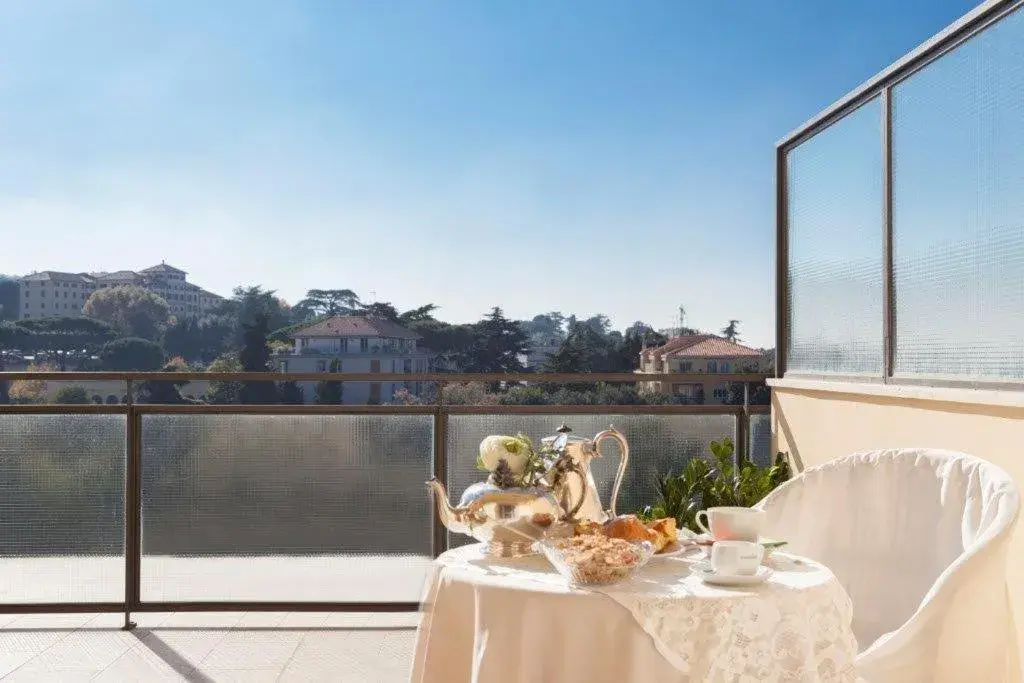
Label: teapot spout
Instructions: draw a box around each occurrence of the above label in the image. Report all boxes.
[426,478,470,535]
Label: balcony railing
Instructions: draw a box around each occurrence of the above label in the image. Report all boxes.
[0,371,769,628]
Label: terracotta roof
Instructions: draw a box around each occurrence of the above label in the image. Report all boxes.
[644,334,761,359]
[291,316,421,340]
[641,334,713,359]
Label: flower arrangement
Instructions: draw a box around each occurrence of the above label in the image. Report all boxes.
[476,434,553,489]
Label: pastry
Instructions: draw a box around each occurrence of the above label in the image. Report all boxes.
[573,520,604,536]
[531,513,554,527]
[605,514,659,545]
[646,517,678,553]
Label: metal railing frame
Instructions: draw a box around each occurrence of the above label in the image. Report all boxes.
[0,371,769,627]
[775,0,1024,388]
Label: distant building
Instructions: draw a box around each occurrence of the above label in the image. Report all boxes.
[18,271,98,320]
[276,316,433,405]
[18,262,223,321]
[638,334,767,404]
[523,336,562,370]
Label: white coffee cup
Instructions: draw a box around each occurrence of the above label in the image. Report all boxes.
[695,506,764,542]
[710,540,764,576]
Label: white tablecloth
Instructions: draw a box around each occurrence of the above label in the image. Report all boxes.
[411,544,858,683]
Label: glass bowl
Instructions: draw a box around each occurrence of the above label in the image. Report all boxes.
[538,536,655,587]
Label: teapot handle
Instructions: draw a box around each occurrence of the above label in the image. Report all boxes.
[593,427,629,518]
[563,464,588,520]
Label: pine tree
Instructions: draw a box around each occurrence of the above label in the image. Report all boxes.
[238,314,279,404]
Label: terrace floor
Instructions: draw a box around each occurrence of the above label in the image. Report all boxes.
[0,611,418,682]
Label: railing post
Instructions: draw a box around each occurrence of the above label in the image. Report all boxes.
[122,380,140,630]
[431,382,448,558]
[735,384,750,466]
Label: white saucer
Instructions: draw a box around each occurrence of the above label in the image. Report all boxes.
[695,563,773,586]
[650,541,701,560]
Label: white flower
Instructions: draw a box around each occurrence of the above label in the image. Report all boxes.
[478,435,531,475]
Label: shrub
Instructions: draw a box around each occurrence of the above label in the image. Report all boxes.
[638,438,791,533]
[55,385,90,404]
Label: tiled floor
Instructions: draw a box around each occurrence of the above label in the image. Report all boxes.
[0,612,418,682]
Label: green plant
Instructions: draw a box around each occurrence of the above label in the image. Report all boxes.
[639,438,792,532]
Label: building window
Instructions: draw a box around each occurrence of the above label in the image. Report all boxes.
[24,291,28,297]
[370,360,380,373]
[713,384,729,401]
[64,291,68,298]
[720,362,731,373]
[678,361,692,372]
[403,359,412,373]
[279,361,288,373]
[41,303,45,308]
[707,360,718,373]
[316,360,327,372]
[360,338,369,352]
[24,302,28,309]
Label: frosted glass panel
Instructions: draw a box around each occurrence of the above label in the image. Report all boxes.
[140,414,433,602]
[444,414,735,546]
[893,6,1024,379]
[0,415,125,603]
[787,98,884,375]
[748,413,772,467]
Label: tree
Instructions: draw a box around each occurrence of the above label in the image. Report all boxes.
[0,275,19,322]
[8,362,54,404]
[278,380,304,404]
[83,285,170,340]
[294,289,361,320]
[238,314,278,404]
[13,317,118,365]
[721,320,741,343]
[608,322,667,372]
[137,356,196,404]
[164,317,203,361]
[228,286,291,347]
[99,338,165,371]
[205,353,242,404]
[55,385,90,404]
[461,308,529,374]
[356,302,400,321]
[398,304,440,324]
[542,320,613,374]
[314,359,343,404]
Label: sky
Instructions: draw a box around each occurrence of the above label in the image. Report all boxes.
[0,0,980,348]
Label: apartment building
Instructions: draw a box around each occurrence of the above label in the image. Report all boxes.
[19,262,223,321]
[638,334,767,404]
[277,316,432,405]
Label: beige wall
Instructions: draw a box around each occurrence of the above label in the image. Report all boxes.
[772,383,1024,652]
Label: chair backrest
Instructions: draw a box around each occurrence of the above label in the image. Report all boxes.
[755,448,1019,650]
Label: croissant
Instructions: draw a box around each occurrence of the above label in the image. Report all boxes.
[604,515,658,545]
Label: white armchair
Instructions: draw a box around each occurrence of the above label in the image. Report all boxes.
[754,448,1020,683]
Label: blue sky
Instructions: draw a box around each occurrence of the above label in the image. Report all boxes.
[0,0,978,347]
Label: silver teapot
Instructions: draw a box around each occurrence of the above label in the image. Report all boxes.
[427,424,630,558]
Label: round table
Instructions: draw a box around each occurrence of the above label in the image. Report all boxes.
[411,543,858,683]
